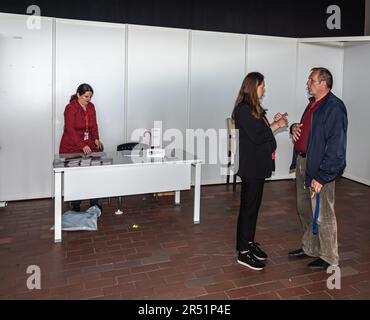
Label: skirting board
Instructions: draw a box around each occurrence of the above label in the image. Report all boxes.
[342,173,370,186]
[199,173,370,187]
[0,191,52,202]
[199,173,296,186]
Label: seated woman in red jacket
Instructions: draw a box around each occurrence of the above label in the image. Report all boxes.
[59,83,103,212]
[60,83,103,154]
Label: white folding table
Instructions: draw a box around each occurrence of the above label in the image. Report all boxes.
[53,150,202,243]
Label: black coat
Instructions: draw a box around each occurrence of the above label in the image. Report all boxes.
[234,103,277,179]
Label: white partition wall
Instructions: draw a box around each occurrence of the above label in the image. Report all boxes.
[55,19,125,153]
[189,31,246,184]
[296,42,344,107]
[246,35,298,179]
[343,42,370,185]
[1,11,370,202]
[126,25,189,141]
[0,14,53,201]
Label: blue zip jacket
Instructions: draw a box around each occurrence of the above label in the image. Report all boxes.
[290,91,348,187]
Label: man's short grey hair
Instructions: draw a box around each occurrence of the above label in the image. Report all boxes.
[311,67,333,89]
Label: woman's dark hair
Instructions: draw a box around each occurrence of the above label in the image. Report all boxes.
[70,83,94,103]
[231,72,266,120]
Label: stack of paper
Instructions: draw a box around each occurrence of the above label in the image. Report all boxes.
[101,158,112,165]
[67,159,80,167]
[91,159,102,166]
[80,158,92,166]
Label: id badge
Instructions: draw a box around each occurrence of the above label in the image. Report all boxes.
[84,131,89,141]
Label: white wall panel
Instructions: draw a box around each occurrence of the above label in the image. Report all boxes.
[55,19,125,153]
[190,30,246,184]
[126,25,189,141]
[0,13,53,200]
[343,43,370,185]
[296,42,344,112]
[247,35,298,179]
[2,12,370,201]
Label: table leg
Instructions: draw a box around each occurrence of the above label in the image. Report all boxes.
[193,163,201,224]
[54,172,62,243]
[175,191,180,204]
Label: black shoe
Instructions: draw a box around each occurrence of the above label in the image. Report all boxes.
[308,258,331,270]
[250,242,268,261]
[71,206,80,212]
[288,248,309,258]
[237,251,265,271]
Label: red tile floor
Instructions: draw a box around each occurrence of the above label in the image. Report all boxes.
[0,178,369,300]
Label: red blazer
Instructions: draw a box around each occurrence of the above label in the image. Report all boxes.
[59,99,100,154]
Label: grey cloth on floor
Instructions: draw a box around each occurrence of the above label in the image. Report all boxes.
[51,205,101,231]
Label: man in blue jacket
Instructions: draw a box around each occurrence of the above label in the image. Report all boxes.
[288,67,348,270]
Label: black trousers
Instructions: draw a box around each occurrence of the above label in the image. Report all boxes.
[236,177,265,251]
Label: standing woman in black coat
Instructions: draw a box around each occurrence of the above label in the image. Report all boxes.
[232,72,288,270]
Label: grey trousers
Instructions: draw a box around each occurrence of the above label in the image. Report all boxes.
[295,155,339,265]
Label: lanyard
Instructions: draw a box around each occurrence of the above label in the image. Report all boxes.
[313,192,320,235]
[262,116,276,160]
[261,116,269,127]
[82,107,90,141]
[83,109,89,132]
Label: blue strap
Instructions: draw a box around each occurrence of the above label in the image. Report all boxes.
[313,192,320,235]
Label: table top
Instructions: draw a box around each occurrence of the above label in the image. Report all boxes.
[53,149,202,172]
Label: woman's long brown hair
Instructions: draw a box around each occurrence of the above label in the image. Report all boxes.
[231,72,266,120]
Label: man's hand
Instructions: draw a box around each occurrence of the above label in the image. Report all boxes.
[311,179,322,193]
[292,123,303,142]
